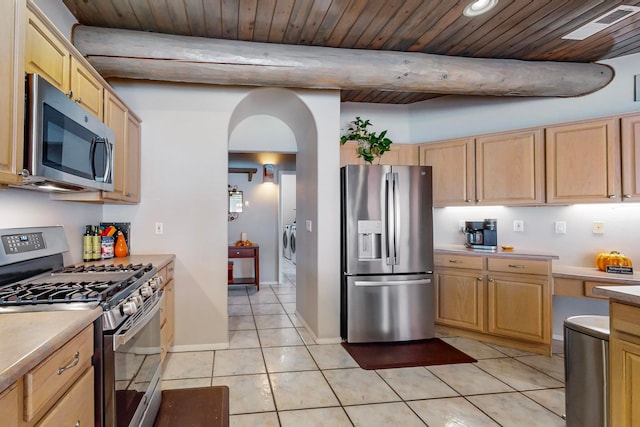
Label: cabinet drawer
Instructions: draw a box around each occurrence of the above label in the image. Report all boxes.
[166,261,175,281]
[24,325,93,422]
[228,247,256,258]
[435,254,483,270]
[584,281,614,300]
[36,367,94,427]
[611,302,640,337]
[487,258,549,275]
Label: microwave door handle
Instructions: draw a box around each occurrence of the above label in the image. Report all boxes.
[103,137,112,184]
[89,137,97,179]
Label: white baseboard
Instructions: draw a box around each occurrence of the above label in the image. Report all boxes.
[169,342,229,352]
[552,333,564,342]
[293,310,342,345]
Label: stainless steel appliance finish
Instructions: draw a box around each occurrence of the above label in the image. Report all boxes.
[464,219,498,251]
[341,165,434,343]
[290,223,297,265]
[282,224,292,260]
[20,73,114,192]
[0,226,164,427]
[564,315,610,427]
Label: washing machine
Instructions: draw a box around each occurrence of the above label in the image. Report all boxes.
[282,224,291,260]
[290,223,297,265]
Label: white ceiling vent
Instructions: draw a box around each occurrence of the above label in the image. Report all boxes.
[562,5,640,40]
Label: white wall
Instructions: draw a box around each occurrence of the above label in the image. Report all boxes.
[0,189,101,266]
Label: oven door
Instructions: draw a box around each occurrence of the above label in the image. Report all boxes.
[104,293,164,427]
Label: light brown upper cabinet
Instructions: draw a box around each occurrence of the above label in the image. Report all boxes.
[340,142,419,167]
[621,114,640,202]
[545,118,620,204]
[0,0,25,186]
[419,129,544,207]
[25,7,103,119]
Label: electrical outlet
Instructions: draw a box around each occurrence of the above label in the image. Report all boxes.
[555,221,567,234]
[458,220,465,233]
[513,220,524,232]
[155,222,164,235]
[592,221,605,234]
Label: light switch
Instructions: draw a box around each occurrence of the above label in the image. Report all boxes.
[306,220,312,232]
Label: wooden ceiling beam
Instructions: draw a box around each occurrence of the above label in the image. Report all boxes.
[73,25,614,98]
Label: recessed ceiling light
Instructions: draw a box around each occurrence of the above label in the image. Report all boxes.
[463,0,499,17]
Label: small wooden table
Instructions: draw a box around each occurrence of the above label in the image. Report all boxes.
[228,245,259,291]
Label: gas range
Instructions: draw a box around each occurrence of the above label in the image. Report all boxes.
[0,226,162,331]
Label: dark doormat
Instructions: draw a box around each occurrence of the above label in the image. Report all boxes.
[342,338,477,370]
[153,386,230,427]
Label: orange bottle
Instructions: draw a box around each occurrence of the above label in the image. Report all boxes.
[115,231,128,257]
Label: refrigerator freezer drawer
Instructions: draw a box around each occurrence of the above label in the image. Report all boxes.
[346,274,435,343]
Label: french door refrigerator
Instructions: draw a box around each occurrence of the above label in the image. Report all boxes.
[341,164,435,343]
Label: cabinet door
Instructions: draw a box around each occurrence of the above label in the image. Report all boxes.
[435,269,484,332]
[611,302,640,427]
[25,9,70,93]
[621,114,640,202]
[339,142,366,166]
[0,0,24,186]
[103,91,128,202]
[487,274,550,344]
[36,367,94,427]
[70,56,103,119]
[124,114,141,202]
[419,138,475,206]
[545,119,620,204]
[476,129,544,205]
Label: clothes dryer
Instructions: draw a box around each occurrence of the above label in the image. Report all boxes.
[282,224,292,260]
[290,224,297,265]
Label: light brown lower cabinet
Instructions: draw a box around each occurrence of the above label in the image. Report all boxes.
[435,253,552,355]
[610,301,640,427]
[160,261,175,363]
[1,324,95,426]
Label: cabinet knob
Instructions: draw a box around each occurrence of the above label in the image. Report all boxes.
[623,194,631,198]
[488,277,494,282]
[75,97,83,104]
[466,199,473,203]
[476,199,481,203]
[607,195,616,199]
[477,277,483,281]
[65,90,73,98]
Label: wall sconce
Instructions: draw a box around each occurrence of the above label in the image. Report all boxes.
[263,164,275,183]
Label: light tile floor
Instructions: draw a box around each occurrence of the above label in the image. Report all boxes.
[162,260,566,426]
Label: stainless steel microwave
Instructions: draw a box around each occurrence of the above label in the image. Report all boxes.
[20,73,114,192]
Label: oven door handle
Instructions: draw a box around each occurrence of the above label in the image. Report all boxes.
[114,292,164,351]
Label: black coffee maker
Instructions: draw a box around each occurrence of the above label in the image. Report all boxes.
[464,219,497,250]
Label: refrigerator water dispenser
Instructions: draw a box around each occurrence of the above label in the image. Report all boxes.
[357,220,382,259]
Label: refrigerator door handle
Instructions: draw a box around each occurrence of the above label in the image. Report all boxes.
[392,171,400,265]
[354,278,432,287]
[385,172,399,265]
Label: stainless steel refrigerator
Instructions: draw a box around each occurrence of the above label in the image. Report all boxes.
[341,164,435,343]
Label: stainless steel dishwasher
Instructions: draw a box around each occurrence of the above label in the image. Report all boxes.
[564,315,610,427]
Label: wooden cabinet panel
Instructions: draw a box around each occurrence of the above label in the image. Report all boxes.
[24,325,93,422]
[70,56,103,119]
[435,270,484,332]
[36,367,94,427]
[476,129,544,205]
[487,274,550,344]
[419,138,475,206]
[340,142,419,167]
[103,91,128,202]
[434,254,483,270]
[487,257,550,276]
[0,0,24,186]
[0,381,19,427]
[610,302,640,427]
[124,114,141,202]
[545,119,620,204]
[621,114,640,202]
[25,9,69,93]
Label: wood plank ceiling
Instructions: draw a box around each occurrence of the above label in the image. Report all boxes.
[61,0,640,104]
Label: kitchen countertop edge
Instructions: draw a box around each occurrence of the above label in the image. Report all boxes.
[553,265,640,285]
[435,245,559,260]
[0,307,103,392]
[592,286,640,306]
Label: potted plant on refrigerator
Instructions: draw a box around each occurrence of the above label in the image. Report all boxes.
[340,116,393,164]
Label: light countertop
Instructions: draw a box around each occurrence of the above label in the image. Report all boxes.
[435,245,559,260]
[553,265,640,285]
[0,307,103,392]
[592,286,640,306]
[80,253,175,269]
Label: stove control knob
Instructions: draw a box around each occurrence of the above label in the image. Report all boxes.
[131,295,144,307]
[149,276,164,290]
[121,301,138,316]
[140,286,152,298]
